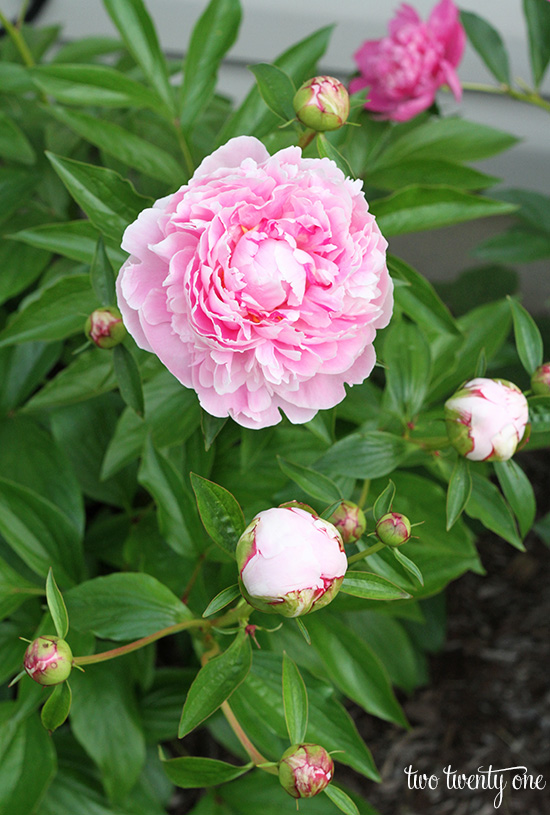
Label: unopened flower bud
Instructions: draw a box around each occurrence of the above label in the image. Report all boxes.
[23,636,73,686]
[329,500,366,545]
[445,378,529,462]
[278,743,334,798]
[236,506,347,617]
[293,76,350,132]
[376,512,411,547]
[85,306,126,349]
[531,363,550,396]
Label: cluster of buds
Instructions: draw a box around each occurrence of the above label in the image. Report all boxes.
[293,76,350,131]
[85,306,126,349]
[445,377,529,462]
[23,636,73,686]
[278,743,334,798]
[236,503,347,617]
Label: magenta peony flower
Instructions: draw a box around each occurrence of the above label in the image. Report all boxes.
[350,0,465,122]
[444,378,529,462]
[116,136,392,429]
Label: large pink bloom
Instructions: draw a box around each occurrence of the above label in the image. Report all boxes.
[350,0,465,122]
[117,136,392,429]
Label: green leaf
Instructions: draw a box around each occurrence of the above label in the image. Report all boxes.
[473,225,550,263]
[383,320,431,420]
[41,681,72,733]
[103,0,174,113]
[494,459,536,539]
[0,111,35,165]
[9,220,126,267]
[52,35,125,63]
[201,410,228,451]
[277,457,343,504]
[161,754,251,788]
[49,107,183,184]
[113,344,144,416]
[295,617,311,645]
[23,348,116,412]
[46,152,151,244]
[523,0,550,86]
[460,11,511,84]
[446,456,472,530]
[65,572,192,640]
[317,134,354,178]
[0,559,41,621]
[0,168,38,226]
[466,472,524,550]
[0,341,61,414]
[0,274,96,349]
[249,63,296,122]
[178,630,252,738]
[190,473,245,558]
[203,584,241,618]
[368,158,498,191]
[324,785,360,815]
[90,236,117,306]
[46,568,69,639]
[306,614,407,727]
[508,297,543,375]
[0,239,50,307]
[341,571,411,601]
[30,63,169,114]
[391,548,424,586]
[373,480,396,522]
[0,62,34,94]
[138,437,198,558]
[179,0,242,130]
[388,255,460,337]
[316,432,413,480]
[371,186,516,237]
[282,652,308,744]
[70,659,146,803]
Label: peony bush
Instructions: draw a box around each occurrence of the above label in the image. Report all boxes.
[1,0,550,813]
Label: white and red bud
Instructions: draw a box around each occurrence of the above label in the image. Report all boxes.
[85,306,126,349]
[278,743,334,798]
[293,76,350,132]
[531,363,550,396]
[329,500,366,545]
[375,512,412,547]
[444,378,529,462]
[23,635,73,686]
[236,506,347,618]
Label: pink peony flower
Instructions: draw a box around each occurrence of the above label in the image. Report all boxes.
[278,744,334,798]
[350,0,465,122]
[236,505,348,617]
[23,635,73,686]
[444,378,529,462]
[116,136,392,429]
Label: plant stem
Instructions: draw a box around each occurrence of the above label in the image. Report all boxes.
[461,81,550,114]
[173,121,195,177]
[298,128,316,150]
[221,700,277,773]
[0,10,35,66]
[347,540,385,564]
[358,479,370,509]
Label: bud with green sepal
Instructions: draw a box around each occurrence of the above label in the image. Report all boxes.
[531,363,550,396]
[375,512,412,547]
[293,76,350,132]
[23,636,73,686]
[278,743,334,799]
[329,500,366,545]
[85,306,126,349]
[236,505,347,617]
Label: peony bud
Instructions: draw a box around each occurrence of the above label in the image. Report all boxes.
[278,743,334,798]
[376,512,411,547]
[236,506,347,617]
[531,363,550,396]
[445,378,529,462]
[85,306,126,349]
[293,76,350,131]
[23,636,73,686]
[329,500,366,545]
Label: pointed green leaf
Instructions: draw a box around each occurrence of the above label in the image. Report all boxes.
[460,11,511,84]
[46,568,69,639]
[277,457,343,504]
[190,473,245,558]
[373,480,396,522]
[446,456,472,530]
[203,584,241,618]
[324,785,360,815]
[317,134,354,179]
[466,472,524,550]
[113,344,144,416]
[316,431,413,479]
[161,754,252,788]
[391,548,424,586]
[295,617,311,645]
[0,111,35,165]
[383,320,432,420]
[494,459,536,539]
[388,254,460,337]
[90,237,116,306]
[249,63,296,122]
[282,652,308,744]
[41,680,72,733]
[201,410,228,451]
[508,297,543,375]
[341,571,411,600]
[523,0,550,86]
[9,220,126,267]
[179,630,252,737]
